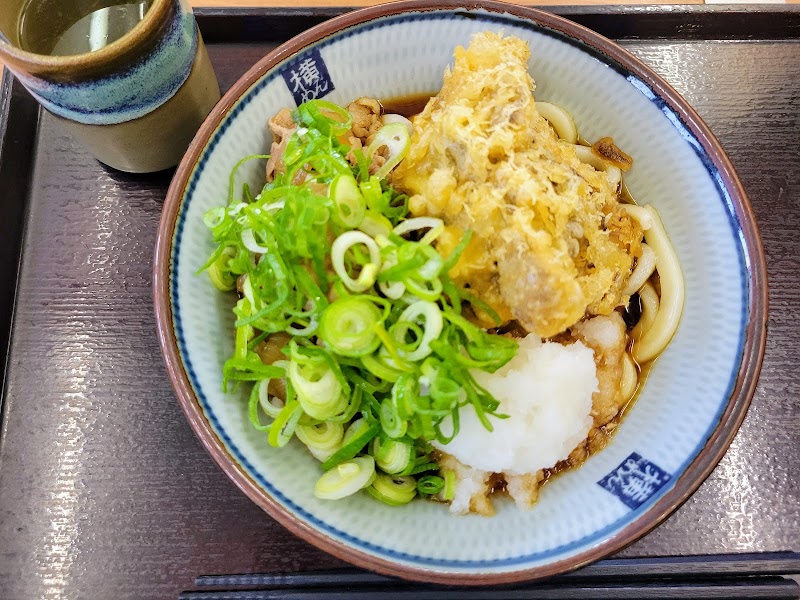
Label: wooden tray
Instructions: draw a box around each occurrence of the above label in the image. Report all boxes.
[1,6,799,599]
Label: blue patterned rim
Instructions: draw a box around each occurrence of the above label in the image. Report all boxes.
[169,9,749,571]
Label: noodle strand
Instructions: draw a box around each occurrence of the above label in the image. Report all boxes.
[621,204,654,230]
[632,281,659,344]
[536,102,578,144]
[633,206,685,364]
[624,243,657,296]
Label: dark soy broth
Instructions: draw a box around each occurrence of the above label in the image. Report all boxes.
[18,0,152,56]
[382,94,433,119]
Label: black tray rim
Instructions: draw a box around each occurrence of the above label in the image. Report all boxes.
[192,4,800,42]
[0,2,792,589]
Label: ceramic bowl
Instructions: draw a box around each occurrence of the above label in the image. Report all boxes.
[154,0,767,584]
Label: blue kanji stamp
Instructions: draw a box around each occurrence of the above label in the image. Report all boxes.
[597,452,671,509]
[281,48,335,106]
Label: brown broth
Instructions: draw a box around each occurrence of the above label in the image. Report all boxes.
[382,94,434,118]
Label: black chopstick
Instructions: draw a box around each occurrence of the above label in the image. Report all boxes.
[180,576,800,599]
[194,552,800,589]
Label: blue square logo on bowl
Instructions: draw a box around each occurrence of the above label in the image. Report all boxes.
[598,452,671,510]
[281,48,335,106]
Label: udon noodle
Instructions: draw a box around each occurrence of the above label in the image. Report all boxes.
[540,100,684,398]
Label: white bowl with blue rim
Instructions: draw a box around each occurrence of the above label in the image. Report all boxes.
[154,0,767,584]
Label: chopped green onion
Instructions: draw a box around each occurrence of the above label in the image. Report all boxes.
[319,296,382,357]
[241,228,270,254]
[366,473,417,506]
[295,99,352,137]
[359,177,383,209]
[331,231,381,292]
[206,246,237,291]
[296,421,344,451]
[441,469,456,501]
[326,385,363,424]
[392,217,444,246]
[404,276,443,302]
[330,173,366,228]
[308,445,338,463]
[417,475,445,495]
[358,209,392,238]
[234,310,253,360]
[288,359,347,420]
[314,456,376,500]
[441,230,473,273]
[430,375,462,410]
[366,123,410,179]
[393,301,443,362]
[267,399,303,448]
[226,154,271,204]
[379,397,408,439]
[256,379,286,418]
[249,370,288,431]
[201,98,520,508]
[223,354,283,385]
[360,352,403,383]
[391,375,416,420]
[408,461,439,476]
[370,438,413,474]
[321,418,380,471]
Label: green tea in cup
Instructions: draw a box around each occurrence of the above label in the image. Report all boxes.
[0,0,221,173]
[18,0,154,56]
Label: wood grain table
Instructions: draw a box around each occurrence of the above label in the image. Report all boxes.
[0,6,799,600]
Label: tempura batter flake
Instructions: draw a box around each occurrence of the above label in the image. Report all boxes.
[393,32,642,337]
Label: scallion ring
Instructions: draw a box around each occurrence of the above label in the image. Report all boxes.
[331,231,381,292]
[296,421,344,451]
[370,438,413,474]
[416,246,443,281]
[257,378,285,418]
[206,246,237,291]
[404,276,443,302]
[395,301,443,362]
[241,228,270,254]
[320,418,380,471]
[417,475,445,496]
[314,456,376,500]
[357,210,393,238]
[267,399,303,448]
[326,386,363,424]
[319,296,382,357]
[366,473,417,506]
[392,217,444,245]
[308,445,338,463]
[366,123,410,179]
[381,113,413,135]
[288,360,347,420]
[379,397,407,439]
[329,173,366,228]
[360,353,403,383]
[203,206,226,229]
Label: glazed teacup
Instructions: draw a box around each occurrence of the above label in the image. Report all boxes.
[0,0,220,173]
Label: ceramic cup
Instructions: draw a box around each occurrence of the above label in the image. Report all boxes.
[0,0,221,173]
